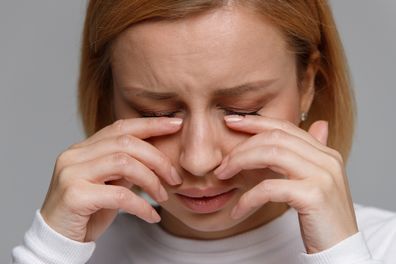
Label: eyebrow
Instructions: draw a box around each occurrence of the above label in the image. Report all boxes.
[121,79,276,100]
[213,79,276,97]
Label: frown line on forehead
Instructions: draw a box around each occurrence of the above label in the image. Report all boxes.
[120,79,277,100]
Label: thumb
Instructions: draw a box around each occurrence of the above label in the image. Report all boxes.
[308,120,329,145]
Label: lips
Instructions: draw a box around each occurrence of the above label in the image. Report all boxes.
[176,187,237,198]
[176,187,237,214]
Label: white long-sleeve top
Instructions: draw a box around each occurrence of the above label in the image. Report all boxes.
[11,203,396,264]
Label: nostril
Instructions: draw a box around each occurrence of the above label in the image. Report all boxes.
[179,153,222,177]
[178,133,223,176]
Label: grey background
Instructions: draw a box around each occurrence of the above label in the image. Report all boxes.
[1,0,395,261]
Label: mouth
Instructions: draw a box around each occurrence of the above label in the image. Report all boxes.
[176,188,238,214]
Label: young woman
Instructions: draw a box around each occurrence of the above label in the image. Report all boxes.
[12,0,396,263]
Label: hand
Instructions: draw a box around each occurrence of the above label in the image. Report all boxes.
[40,117,183,242]
[214,115,358,253]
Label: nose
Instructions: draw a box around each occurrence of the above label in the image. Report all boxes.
[178,114,223,177]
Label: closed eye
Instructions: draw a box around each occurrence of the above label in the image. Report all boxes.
[139,111,179,118]
[138,108,260,118]
[222,109,260,116]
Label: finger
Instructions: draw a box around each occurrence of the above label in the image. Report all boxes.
[308,120,329,145]
[73,117,183,148]
[216,128,342,176]
[215,145,331,181]
[62,134,182,186]
[74,183,161,224]
[61,153,169,202]
[105,178,133,190]
[224,115,338,159]
[231,179,310,219]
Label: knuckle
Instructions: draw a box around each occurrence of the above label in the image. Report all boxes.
[269,145,280,157]
[57,166,73,184]
[255,184,268,197]
[322,171,337,190]
[114,188,130,205]
[111,153,133,175]
[68,142,82,150]
[56,149,74,169]
[112,152,131,167]
[331,150,344,164]
[279,120,293,131]
[57,165,79,190]
[261,181,273,193]
[112,119,126,133]
[63,183,83,207]
[270,129,285,141]
[116,134,134,148]
[328,155,343,175]
[269,128,286,144]
[283,190,293,203]
[154,149,169,164]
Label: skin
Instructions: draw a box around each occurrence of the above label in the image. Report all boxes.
[110,5,303,238]
[40,3,358,255]
[111,3,358,249]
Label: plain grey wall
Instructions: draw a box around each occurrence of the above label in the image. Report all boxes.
[1,0,395,261]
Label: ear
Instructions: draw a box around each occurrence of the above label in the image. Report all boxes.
[299,50,320,115]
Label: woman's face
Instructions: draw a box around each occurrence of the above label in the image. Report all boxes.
[111,5,315,239]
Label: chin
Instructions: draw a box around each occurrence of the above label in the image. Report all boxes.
[161,197,252,236]
[158,188,257,237]
[180,208,240,233]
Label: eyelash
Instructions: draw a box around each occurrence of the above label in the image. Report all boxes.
[139,109,260,118]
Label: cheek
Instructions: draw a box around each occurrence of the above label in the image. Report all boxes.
[145,135,180,162]
[145,126,252,162]
[239,168,283,190]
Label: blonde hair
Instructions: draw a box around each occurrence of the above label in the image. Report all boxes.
[78,0,356,161]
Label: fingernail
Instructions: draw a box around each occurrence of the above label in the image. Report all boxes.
[150,210,161,223]
[158,185,168,202]
[169,118,183,126]
[170,167,183,185]
[224,115,244,123]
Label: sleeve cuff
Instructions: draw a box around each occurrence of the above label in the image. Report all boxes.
[298,232,374,264]
[17,209,96,263]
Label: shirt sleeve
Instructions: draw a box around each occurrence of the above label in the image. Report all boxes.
[298,232,382,264]
[11,209,96,264]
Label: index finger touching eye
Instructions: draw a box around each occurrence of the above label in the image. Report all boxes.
[73,117,183,148]
[224,115,335,157]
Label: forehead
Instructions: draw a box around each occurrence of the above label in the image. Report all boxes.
[110,5,293,91]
